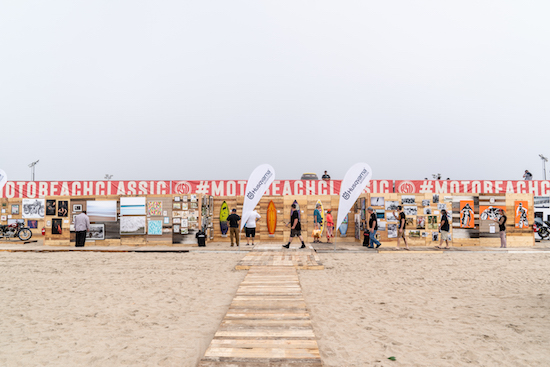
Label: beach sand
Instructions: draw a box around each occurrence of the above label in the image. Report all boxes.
[1,250,549,366]
[300,252,550,367]
[0,252,244,367]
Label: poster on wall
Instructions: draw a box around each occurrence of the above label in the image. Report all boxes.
[120,197,146,215]
[148,220,162,235]
[27,220,38,228]
[371,197,384,206]
[404,206,417,216]
[416,216,425,229]
[87,201,118,222]
[459,200,475,228]
[147,201,162,216]
[11,205,19,215]
[514,201,529,228]
[534,196,549,208]
[22,199,45,219]
[87,224,105,240]
[52,218,63,234]
[46,200,56,216]
[57,201,68,217]
[120,216,146,235]
[387,223,397,238]
[479,206,505,221]
[385,201,399,211]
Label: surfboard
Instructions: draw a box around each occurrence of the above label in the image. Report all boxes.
[219,201,229,235]
[315,199,324,235]
[339,213,348,236]
[267,200,277,236]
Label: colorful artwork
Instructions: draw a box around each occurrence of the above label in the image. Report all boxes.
[460,200,475,228]
[409,230,420,238]
[173,202,181,209]
[479,206,506,221]
[120,197,146,215]
[27,220,38,229]
[181,227,189,234]
[181,203,188,210]
[515,201,529,228]
[11,205,19,215]
[427,215,438,229]
[148,220,162,235]
[416,216,425,229]
[120,216,146,235]
[57,201,68,217]
[52,218,62,235]
[147,201,162,216]
[87,201,118,222]
[22,199,45,219]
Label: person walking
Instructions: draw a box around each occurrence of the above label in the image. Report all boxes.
[523,170,533,180]
[74,210,90,247]
[367,207,382,248]
[227,209,241,247]
[283,203,306,249]
[436,209,451,249]
[325,209,334,243]
[491,209,507,248]
[393,206,409,250]
[244,210,261,246]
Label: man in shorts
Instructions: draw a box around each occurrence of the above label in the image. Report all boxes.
[244,210,261,246]
[437,209,451,249]
[283,203,306,249]
[393,205,409,250]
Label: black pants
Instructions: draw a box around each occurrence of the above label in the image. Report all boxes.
[76,231,87,247]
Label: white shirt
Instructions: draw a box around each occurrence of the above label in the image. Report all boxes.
[75,212,90,231]
[245,211,261,228]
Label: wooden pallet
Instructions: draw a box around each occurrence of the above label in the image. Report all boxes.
[235,245,324,270]
[199,266,322,366]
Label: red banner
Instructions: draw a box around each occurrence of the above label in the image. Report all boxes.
[0,180,393,198]
[395,180,550,195]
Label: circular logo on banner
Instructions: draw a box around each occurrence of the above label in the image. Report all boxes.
[397,181,415,193]
[173,181,192,194]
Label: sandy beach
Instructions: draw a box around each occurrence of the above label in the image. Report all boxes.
[1,250,549,366]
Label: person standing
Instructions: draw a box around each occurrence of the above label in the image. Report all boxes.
[227,209,241,247]
[367,207,382,248]
[313,203,323,243]
[491,209,507,248]
[523,170,533,180]
[283,203,306,249]
[436,209,451,249]
[321,171,331,181]
[393,206,409,250]
[244,210,261,246]
[326,209,334,243]
[74,210,90,247]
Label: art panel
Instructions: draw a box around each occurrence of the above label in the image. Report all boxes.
[386,212,397,222]
[416,216,425,229]
[432,194,440,203]
[87,201,118,222]
[385,201,399,211]
[371,197,384,207]
[11,205,19,215]
[427,215,438,229]
[515,201,529,228]
[73,204,82,212]
[479,205,506,221]
[387,223,397,238]
[409,230,420,238]
[376,209,385,219]
[27,220,38,229]
[401,195,415,205]
[120,216,146,235]
[46,200,56,216]
[87,224,105,240]
[52,218,63,235]
[148,220,162,235]
[422,199,430,207]
[57,201,68,217]
[22,199,45,219]
[423,207,432,215]
[147,201,162,216]
[120,197,146,215]
[459,200,475,228]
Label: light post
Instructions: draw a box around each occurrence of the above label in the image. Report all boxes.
[28,160,39,181]
[539,154,548,180]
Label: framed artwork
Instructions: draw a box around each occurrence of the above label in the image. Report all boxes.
[385,201,399,210]
[423,207,432,215]
[46,200,56,216]
[163,211,168,216]
[148,220,162,235]
[422,200,430,207]
[427,215,438,229]
[120,216,146,235]
[515,201,529,228]
[376,209,385,219]
[22,199,45,219]
[163,217,170,224]
[120,197,146,215]
[190,202,198,209]
[57,201,68,217]
[181,227,189,234]
[27,220,38,229]
[87,201,118,222]
[405,217,414,226]
[371,197,385,207]
[147,201,162,216]
[404,206,417,216]
[52,218,63,235]
[181,203,188,210]
[172,211,182,217]
[173,218,181,224]
[182,195,188,202]
[87,224,105,240]
[432,232,439,241]
[409,230,420,238]
[387,223,397,238]
[173,225,180,233]
[11,205,19,215]
[173,203,181,209]
[1,215,8,221]
[433,194,440,204]
[174,196,181,202]
[386,212,397,222]
[444,196,452,203]
[190,194,197,202]
[401,195,415,205]
[73,204,82,212]
[459,200,475,228]
[416,216,425,229]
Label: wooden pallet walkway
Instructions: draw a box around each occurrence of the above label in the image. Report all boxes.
[235,245,324,270]
[199,265,322,366]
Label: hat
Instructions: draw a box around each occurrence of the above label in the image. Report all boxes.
[327,209,331,213]
[367,206,373,211]
[232,209,236,212]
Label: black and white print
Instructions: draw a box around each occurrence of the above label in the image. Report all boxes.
[120,216,146,235]
[386,212,398,222]
[404,206,417,216]
[437,204,447,210]
[401,195,416,205]
[433,194,440,204]
[73,204,82,212]
[423,207,432,215]
[22,199,45,219]
[385,201,399,211]
[388,223,397,238]
[87,224,105,240]
[422,199,430,207]
[371,197,385,207]
[432,232,439,241]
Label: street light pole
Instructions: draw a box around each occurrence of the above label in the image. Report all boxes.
[28,160,39,181]
[539,154,548,180]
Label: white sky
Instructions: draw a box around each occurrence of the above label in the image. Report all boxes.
[1,1,549,181]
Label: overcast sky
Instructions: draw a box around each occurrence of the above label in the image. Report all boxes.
[1,1,549,182]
